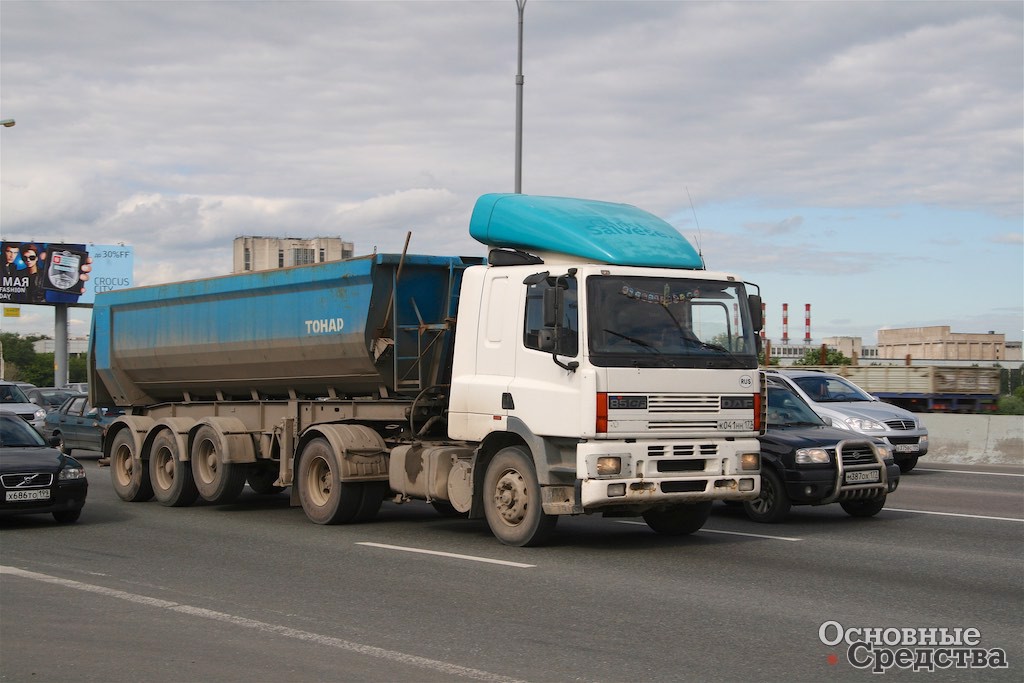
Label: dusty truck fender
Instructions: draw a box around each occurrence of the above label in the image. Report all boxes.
[190,417,256,464]
[289,423,389,507]
[146,417,197,462]
[104,416,156,461]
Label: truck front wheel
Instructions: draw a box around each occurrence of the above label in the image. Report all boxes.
[482,446,557,547]
[150,431,198,507]
[297,438,383,524]
[191,425,247,504]
[643,501,712,535]
[110,430,153,502]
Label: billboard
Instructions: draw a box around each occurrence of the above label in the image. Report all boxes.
[1,242,134,307]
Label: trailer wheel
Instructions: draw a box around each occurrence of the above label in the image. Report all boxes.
[191,425,247,504]
[150,431,198,507]
[643,501,712,535]
[246,462,285,495]
[742,467,790,523]
[297,437,380,524]
[483,446,557,547]
[841,494,886,518]
[110,430,153,502]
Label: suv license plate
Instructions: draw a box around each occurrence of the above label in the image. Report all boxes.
[894,444,920,453]
[845,470,880,484]
[6,489,51,502]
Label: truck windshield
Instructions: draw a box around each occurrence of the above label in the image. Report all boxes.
[586,275,758,369]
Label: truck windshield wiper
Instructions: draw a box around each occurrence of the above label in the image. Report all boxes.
[603,329,661,353]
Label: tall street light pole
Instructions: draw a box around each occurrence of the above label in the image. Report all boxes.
[514,0,526,194]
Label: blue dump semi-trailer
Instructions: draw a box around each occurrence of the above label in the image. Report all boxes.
[91,194,765,546]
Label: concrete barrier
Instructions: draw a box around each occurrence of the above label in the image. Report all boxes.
[918,414,1024,466]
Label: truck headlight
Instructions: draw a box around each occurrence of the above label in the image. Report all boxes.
[596,456,621,476]
[845,417,884,432]
[796,448,830,464]
[740,452,759,471]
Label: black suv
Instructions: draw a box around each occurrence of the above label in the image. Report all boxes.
[743,376,901,523]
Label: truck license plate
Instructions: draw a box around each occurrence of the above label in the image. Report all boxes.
[893,444,920,453]
[5,489,51,502]
[845,470,880,484]
[718,419,754,431]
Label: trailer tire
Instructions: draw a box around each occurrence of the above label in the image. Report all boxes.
[150,431,199,507]
[297,437,375,525]
[110,430,153,502]
[483,446,557,547]
[742,467,790,523]
[897,456,919,473]
[191,425,247,504]
[643,501,712,535]
[841,494,886,518]
[246,463,285,495]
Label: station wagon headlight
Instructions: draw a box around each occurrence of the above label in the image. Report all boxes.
[795,448,830,464]
[844,417,884,432]
[59,466,86,481]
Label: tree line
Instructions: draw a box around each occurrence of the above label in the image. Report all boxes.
[0,332,88,388]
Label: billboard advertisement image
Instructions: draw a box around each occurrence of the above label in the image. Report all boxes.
[1,242,133,307]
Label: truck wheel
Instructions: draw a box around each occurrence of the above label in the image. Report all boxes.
[297,437,380,524]
[246,462,285,495]
[898,456,919,473]
[482,446,557,547]
[841,494,886,518]
[191,425,247,504]
[150,431,198,507]
[643,501,712,535]
[742,467,790,523]
[109,430,153,502]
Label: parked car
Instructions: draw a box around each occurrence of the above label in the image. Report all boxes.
[742,376,900,523]
[62,382,89,393]
[0,412,88,523]
[25,387,76,412]
[41,394,123,455]
[765,369,929,472]
[0,381,47,429]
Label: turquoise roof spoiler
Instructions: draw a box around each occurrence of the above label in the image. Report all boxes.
[469,193,704,269]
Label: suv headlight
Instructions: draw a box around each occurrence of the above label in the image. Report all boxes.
[796,448,830,464]
[34,408,46,421]
[845,417,884,432]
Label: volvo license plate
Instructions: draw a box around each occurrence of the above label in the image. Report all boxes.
[5,489,51,502]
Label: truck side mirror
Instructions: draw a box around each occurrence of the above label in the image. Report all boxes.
[543,287,562,328]
[748,294,763,332]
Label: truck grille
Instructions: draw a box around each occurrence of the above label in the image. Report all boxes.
[647,444,720,458]
[885,419,917,430]
[648,394,720,412]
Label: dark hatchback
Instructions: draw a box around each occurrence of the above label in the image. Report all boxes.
[0,413,88,523]
[743,378,900,523]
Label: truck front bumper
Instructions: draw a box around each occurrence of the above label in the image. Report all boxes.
[563,438,761,512]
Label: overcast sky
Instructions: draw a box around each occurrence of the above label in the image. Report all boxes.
[1,0,1021,346]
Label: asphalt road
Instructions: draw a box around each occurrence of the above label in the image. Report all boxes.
[2,458,1021,683]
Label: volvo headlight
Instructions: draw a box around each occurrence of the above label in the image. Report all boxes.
[796,448,830,464]
[59,466,86,481]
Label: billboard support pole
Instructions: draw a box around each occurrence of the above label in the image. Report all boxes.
[54,304,69,388]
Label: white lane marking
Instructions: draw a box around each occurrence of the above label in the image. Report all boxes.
[0,566,528,683]
[916,468,1024,478]
[883,508,1024,523]
[356,542,536,568]
[615,520,802,542]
